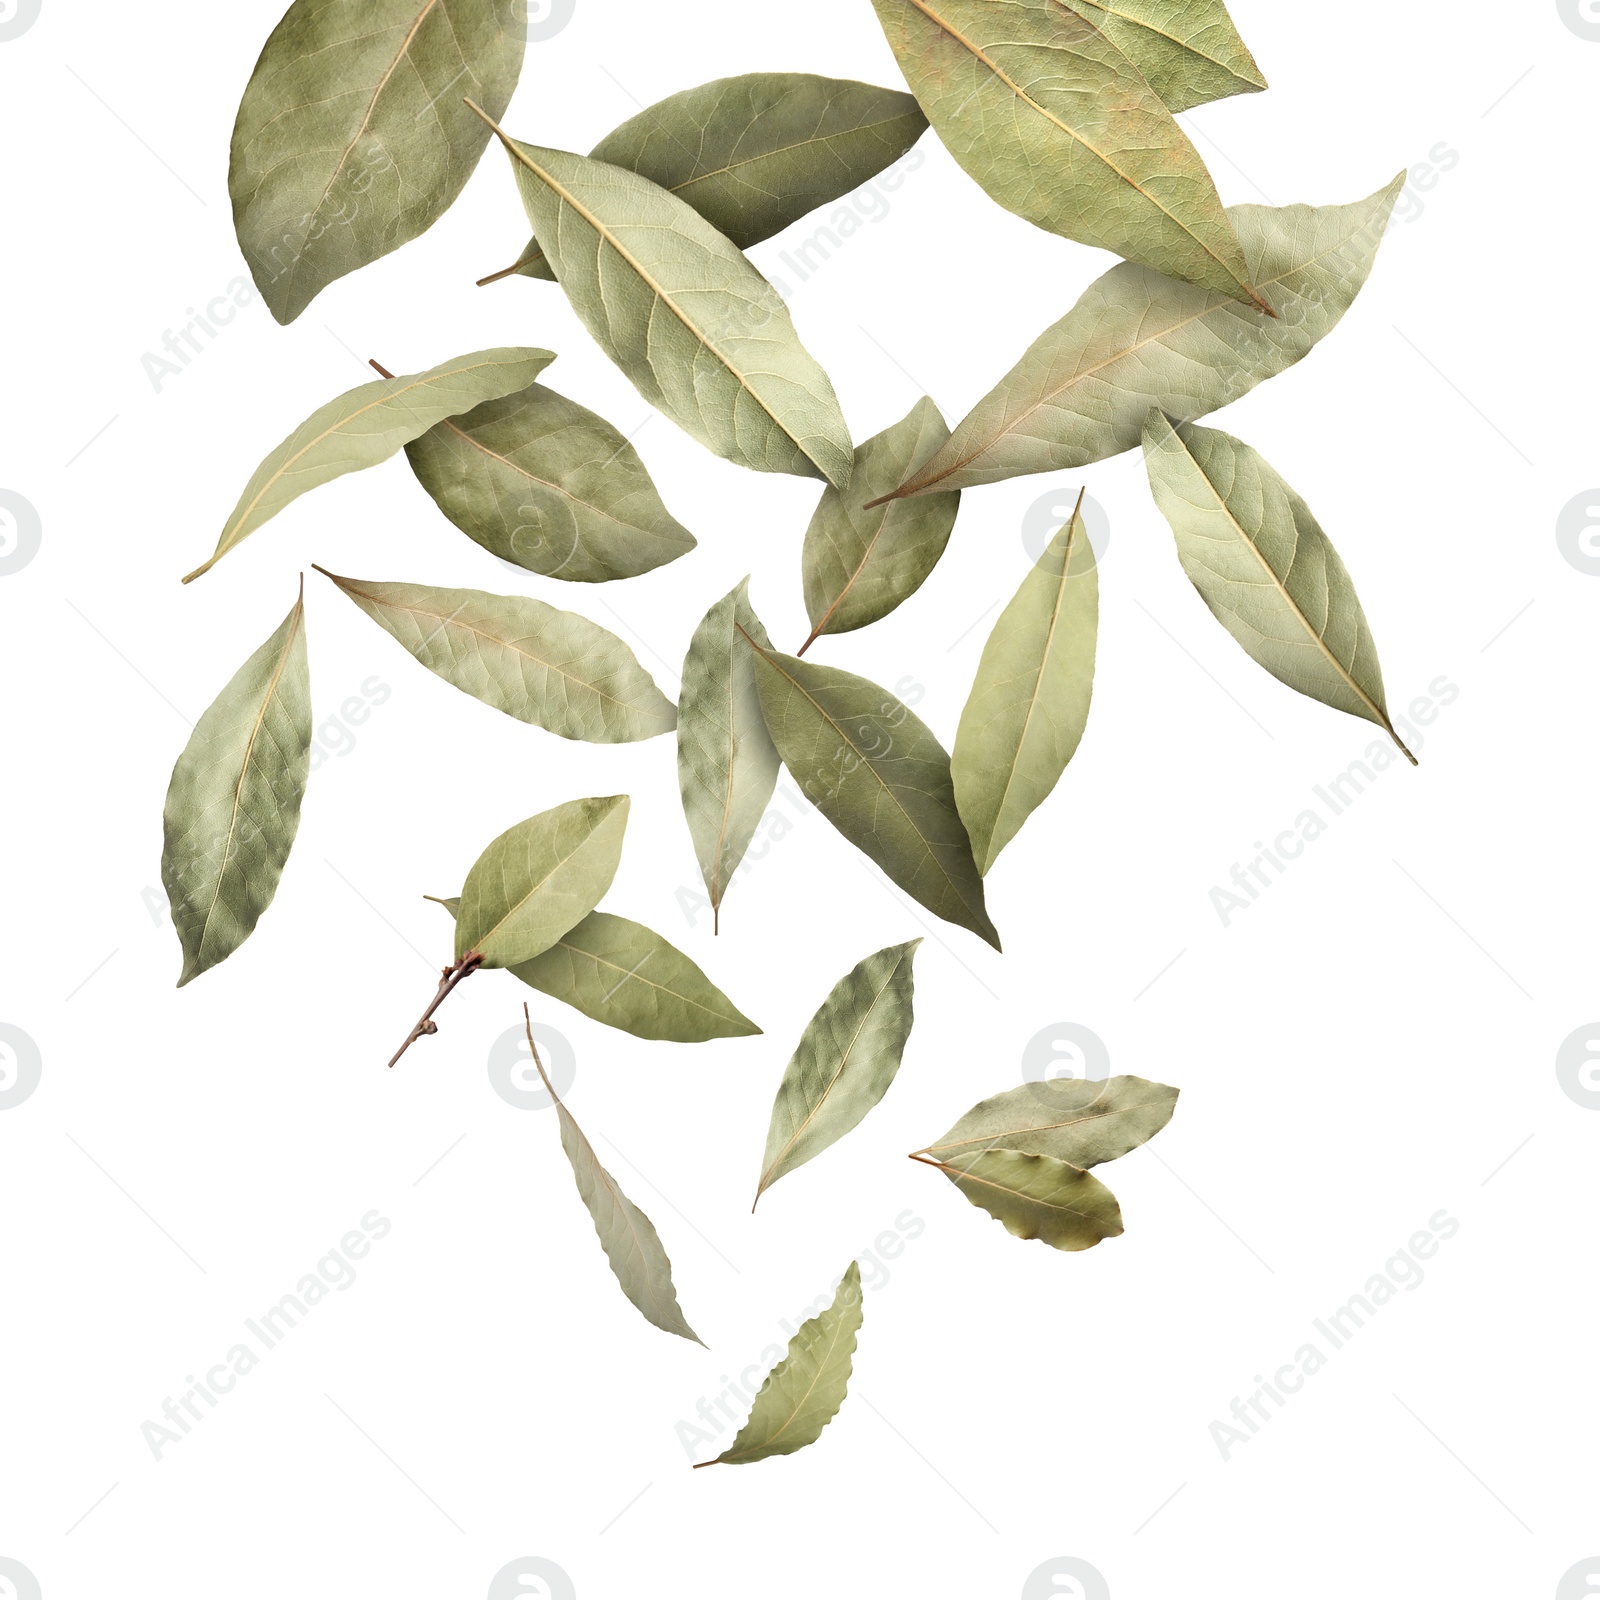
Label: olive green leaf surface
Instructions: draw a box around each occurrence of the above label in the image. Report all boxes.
[230,0,524,323]
[404,380,695,581]
[455,796,629,966]
[744,639,999,948]
[920,1075,1179,1165]
[868,0,1265,308]
[799,397,960,652]
[184,348,554,582]
[951,497,1098,874]
[483,73,926,283]
[482,126,853,487]
[677,581,782,932]
[696,1261,863,1466]
[1141,412,1415,762]
[161,590,311,986]
[754,941,920,1207]
[872,177,1404,503]
[524,1013,702,1343]
[918,1148,1124,1251]
[314,570,676,742]
[1058,0,1266,113]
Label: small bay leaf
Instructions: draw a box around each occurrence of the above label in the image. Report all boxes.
[755,941,920,1207]
[1141,412,1415,762]
[314,569,675,742]
[1058,0,1266,113]
[697,1261,863,1466]
[920,1148,1124,1251]
[922,1075,1178,1165]
[162,589,311,985]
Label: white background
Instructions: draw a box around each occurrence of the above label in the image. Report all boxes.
[1,2,1596,1596]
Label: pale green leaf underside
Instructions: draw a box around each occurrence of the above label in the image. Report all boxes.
[319,570,676,742]
[1060,0,1266,113]
[932,1148,1124,1251]
[756,940,920,1203]
[925,1074,1178,1165]
[705,1261,863,1465]
[161,595,310,985]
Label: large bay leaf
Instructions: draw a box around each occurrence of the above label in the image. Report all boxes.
[872,177,1404,503]
[524,1012,701,1343]
[404,381,695,581]
[951,497,1097,874]
[184,348,554,582]
[1059,0,1266,113]
[697,1261,862,1466]
[161,590,310,986]
[1142,412,1415,762]
[456,796,628,966]
[755,941,920,1207]
[920,1148,1124,1251]
[482,126,853,487]
[677,580,781,932]
[869,0,1263,307]
[230,0,524,323]
[315,569,675,742]
[744,640,999,949]
[483,73,926,283]
[799,398,960,652]
[922,1074,1178,1165]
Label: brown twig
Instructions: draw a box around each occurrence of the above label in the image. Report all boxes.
[369,360,396,380]
[388,952,482,1067]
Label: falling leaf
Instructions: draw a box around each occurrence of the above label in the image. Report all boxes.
[917,1148,1124,1251]
[920,1075,1178,1165]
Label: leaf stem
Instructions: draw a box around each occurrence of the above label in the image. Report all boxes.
[388,953,482,1067]
[368,360,396,380]
[521,1003,559,1101]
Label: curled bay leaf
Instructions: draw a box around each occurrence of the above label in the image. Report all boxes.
[755,940,920,1207]
[869,0,1264,307]
[1141,412,1415,763]
[696,1261,863,1466]
[917,1148,1124,1252]
[230,0,524,323]
[1058,0,1266,113]
[314,569,676,743]
[404,380,695,582]
[951,495,1097,874]
[799,397,960,653]
[161,588,310,986]
[184,348,554,582]
[872,177,1404,503]
[483,73,926,284]
[920,1075,1179,1166]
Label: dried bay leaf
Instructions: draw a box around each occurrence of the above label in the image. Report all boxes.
[755,941,920,1207]
[921,1075,1178,1165]
[951,495,1097,874]
[697,1261,863,1466]
[161,588,310,985]
[184,348,554,582]
[869,0,1265,307]
[1058,0,1266,113]
[1141,412,1415,762]
[919,1148,1124,1251]
[314,569,676,742]
[230,0,524,323]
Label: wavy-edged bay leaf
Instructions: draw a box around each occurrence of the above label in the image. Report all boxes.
[1059,0,1266,113]
[184,348,554,582]
[484,73,926,283]
[161,590,310,986]
[697,1261,862,1466]
[952,498,1097,874]
[921,1148,1124,1251]
[484,127,853,487]
[869,0,1263,307]
[315,569,675,742]
[755,941,920,1207]
[744,641,999,948]
[922,1074,1178,1165]
[874,178,1404,503]
[230,0,524,323]
[799,397,960,652]
[1141,412,1415,762]
[404,380,694,581]
[677,580,781,932]
[456,796,628,967]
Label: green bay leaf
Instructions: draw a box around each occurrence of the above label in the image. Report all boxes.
[923,1074,1178,1165]
[922,1148,1124,1252]
[1059,0,1266,113]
